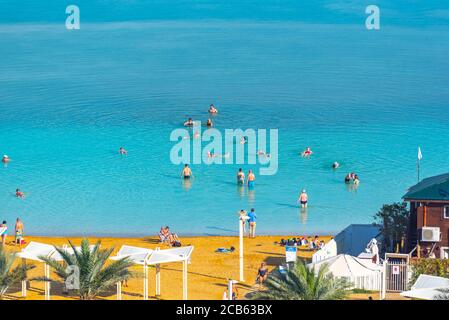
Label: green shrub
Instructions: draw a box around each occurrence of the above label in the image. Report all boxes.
[409,258,449,286]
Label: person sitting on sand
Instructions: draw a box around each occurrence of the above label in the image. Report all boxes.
[181,164,193,179]
[209,104,218,114]
[119,147,127,155]
[2,155,10,163]
[301,147,313,157]
[15,188,25,199]
[297,189,308,208]
[184,118,194,127]
[237,168,245,184]
[206,118,213,127]
[247,170,255,189]
[256,262,269,285]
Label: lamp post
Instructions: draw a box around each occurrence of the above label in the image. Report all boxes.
[239,214,249,282]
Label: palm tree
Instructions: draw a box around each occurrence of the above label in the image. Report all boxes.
[0,246,35,299]
[39,239,134,300]
[434,288,449,300]
[252,260,352,300]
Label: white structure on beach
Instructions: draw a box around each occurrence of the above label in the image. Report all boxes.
[308,254,384,294]
[17,241,95,300]
[312,238,337,263]
[110,245,194,300]
[400,274,449,300]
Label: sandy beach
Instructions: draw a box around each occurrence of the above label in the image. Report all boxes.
[0,235,408,300]
[2,235,328,300]
[0,236,406,300]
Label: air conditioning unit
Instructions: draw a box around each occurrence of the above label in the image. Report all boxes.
[421,227,440,242]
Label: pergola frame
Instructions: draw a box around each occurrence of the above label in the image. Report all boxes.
[110,245,194,300]
[17,241,95,300]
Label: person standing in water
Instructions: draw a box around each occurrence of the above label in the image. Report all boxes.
[298,189,308,208]
[181,164,193,179]
[206,118,213,127]
[2,155,10,163]
[248,208,257,238]
[209,104,218,114]
[237,168,245,185]
[247,170,255,189]
[119,147,128,155]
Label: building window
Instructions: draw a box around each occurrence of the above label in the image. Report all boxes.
[444,206,449,219]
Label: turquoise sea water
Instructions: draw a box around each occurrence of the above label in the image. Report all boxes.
[1,1,449,236]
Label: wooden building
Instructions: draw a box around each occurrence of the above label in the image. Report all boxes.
[403,173,449,259]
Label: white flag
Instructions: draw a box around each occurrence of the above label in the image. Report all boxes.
[418,147,423,161]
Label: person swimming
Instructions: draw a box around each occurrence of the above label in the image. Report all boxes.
[209,104,218,114]
[181,164,193,179]
[206,118,213,127]
[237,168,245,184]
[345,173,351,183]
[353,174,360,185]
[119,147,127,155]
[257,150,271,158]
[332,162,340,169]
[301,147,313,157]
[2,155,10,163]
[298,189,308,208]
[15,188,25,199]
[240,137,247,144]
[184,118,194,127]
[247,170,255,189]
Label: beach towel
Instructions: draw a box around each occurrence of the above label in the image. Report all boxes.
[0,226,7,236]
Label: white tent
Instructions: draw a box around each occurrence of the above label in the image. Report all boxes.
[110,245,194,300]
[308,254,383,292]
[17,241,96,300]
[400,287,446,300]
[312,239,337,263]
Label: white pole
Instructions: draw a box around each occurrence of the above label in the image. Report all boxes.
[381,261,387,300]
[182,260,188,300]
[239,217,245,282]
[44,263,50,300]
[156,264,161,296]
[143,262,148,300]
[21,258,27,297]
[116,282,122,300]
[228,280,233,301]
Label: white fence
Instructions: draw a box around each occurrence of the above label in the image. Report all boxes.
[345,273,384,291]
[312,239,337,263]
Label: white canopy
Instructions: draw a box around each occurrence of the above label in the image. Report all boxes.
[17,241,97,300]
[400,274,449,300]
[110,245,194,300]
[400,287,447,300]
[308,254,382,277]
[412,274,449,290]
[16,241,59,261]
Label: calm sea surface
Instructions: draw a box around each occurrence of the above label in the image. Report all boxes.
[1,1,449,236]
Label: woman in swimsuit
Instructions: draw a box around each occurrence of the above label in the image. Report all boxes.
[256,262,269,284]
[237,168,245,184]
[209,104,218,114]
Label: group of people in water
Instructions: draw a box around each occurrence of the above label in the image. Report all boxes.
[183,104,218,128]
[345,172,360,185]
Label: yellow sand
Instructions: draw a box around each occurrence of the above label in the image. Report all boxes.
[1,235,405,300]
